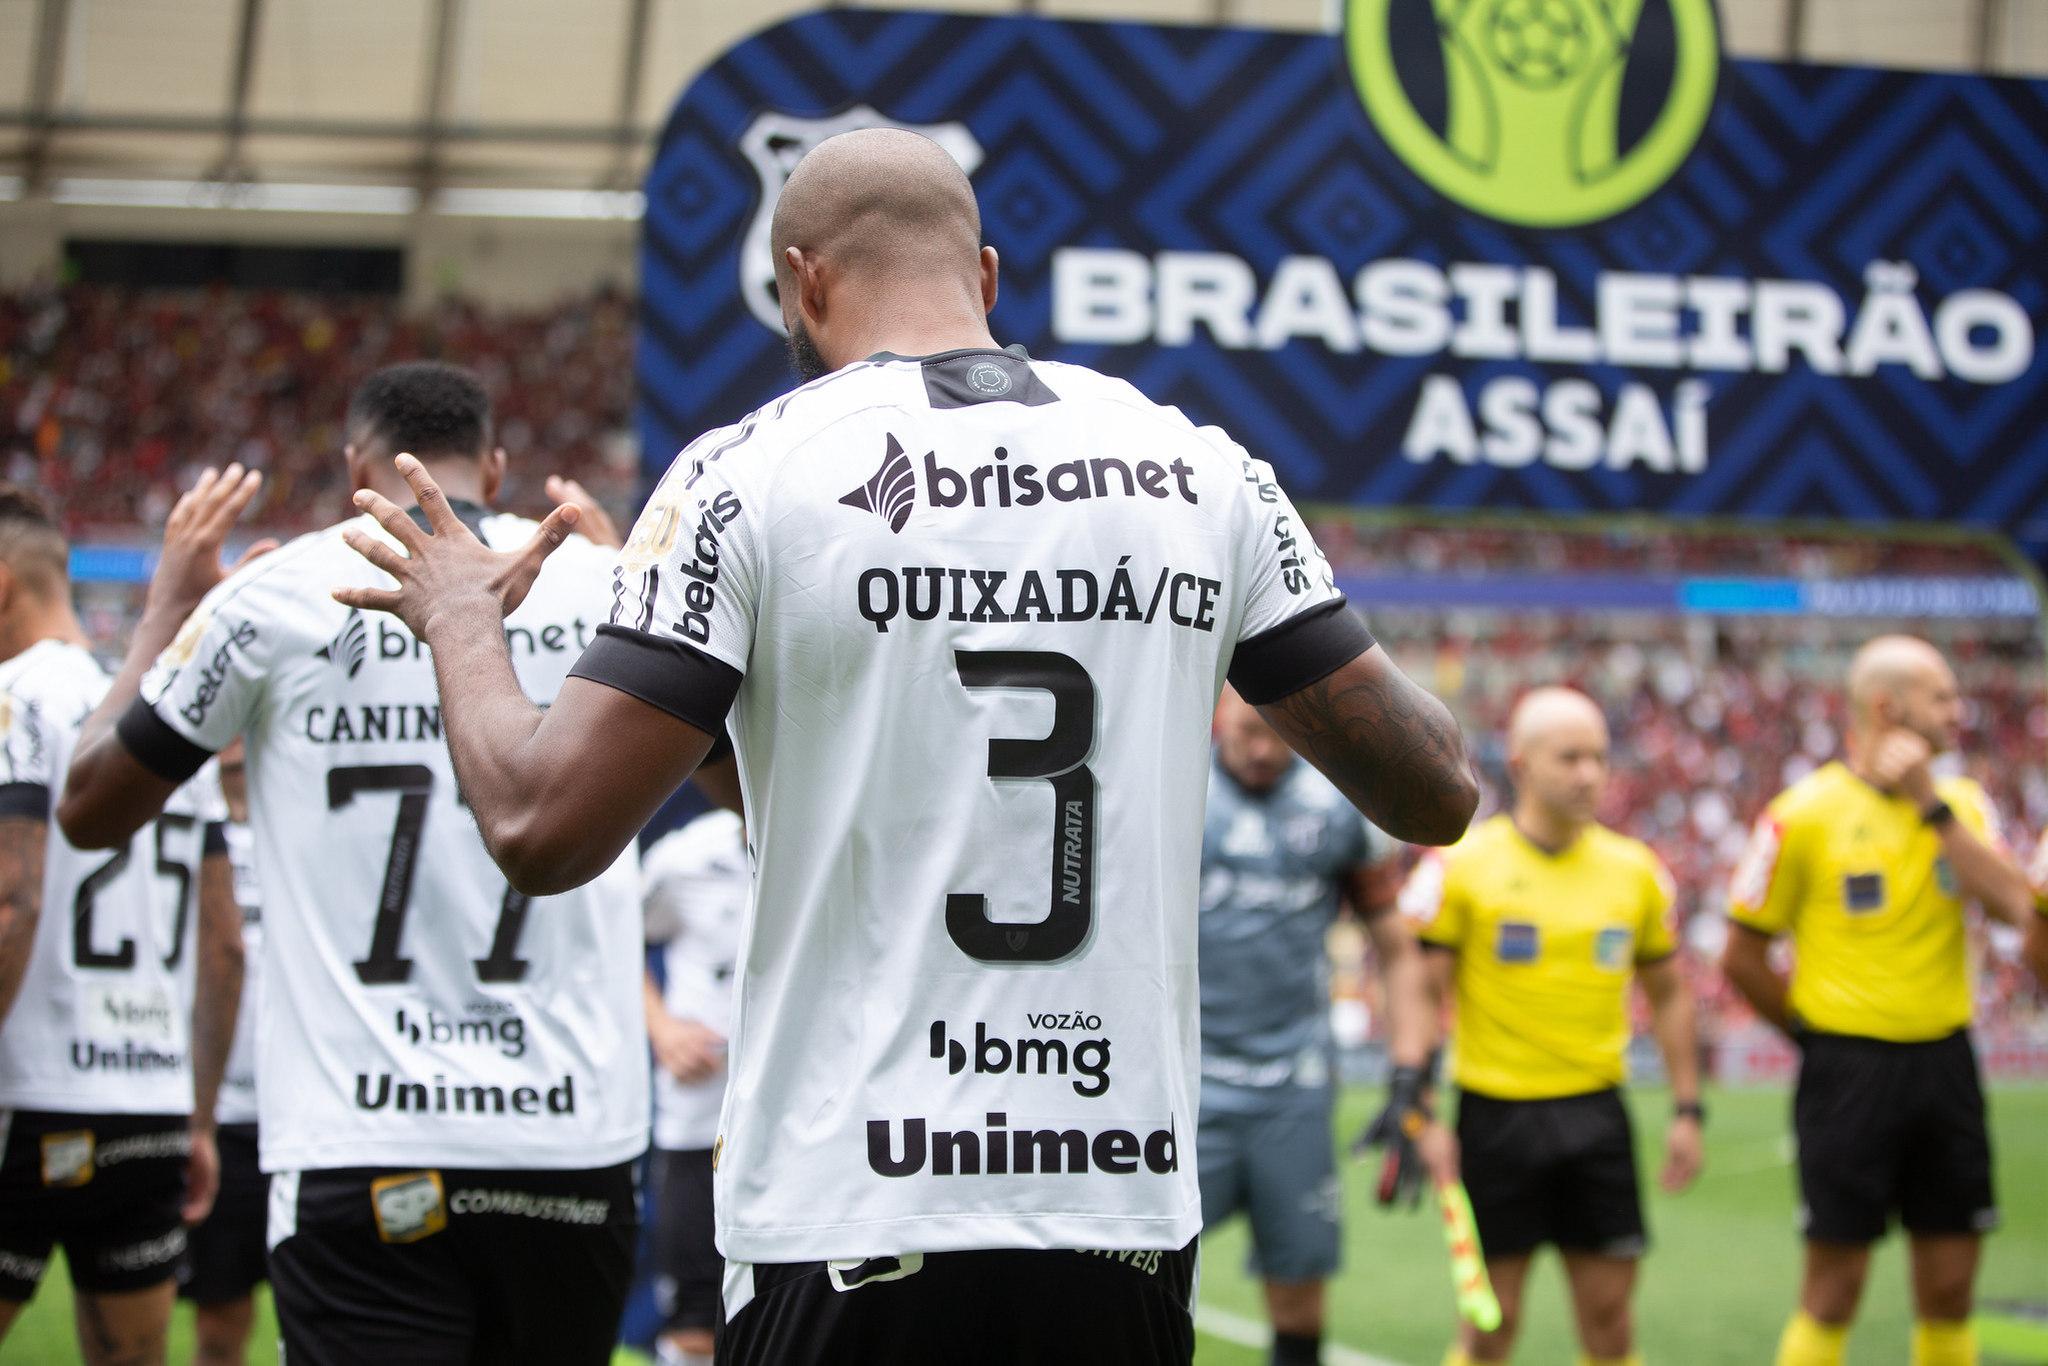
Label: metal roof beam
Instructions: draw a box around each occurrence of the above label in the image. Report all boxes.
[415,0,463,198]
[604,0,654,188]
[213,0,266,180]
[22,0,71,192]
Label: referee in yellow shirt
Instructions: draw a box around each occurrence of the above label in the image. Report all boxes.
[1405,688,1702,1366]
[1721,636,2034,1366]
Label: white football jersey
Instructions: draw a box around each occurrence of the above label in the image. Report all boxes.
[0,639,223,1115]
[124,509,648,1173]
[644,810,748,1153]
[213,820,261,1126]
[577,348,1364,1262]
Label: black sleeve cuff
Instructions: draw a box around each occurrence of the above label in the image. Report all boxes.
[569,625,743,738]
[203,821,231,856]
[116,697,214,785]
[0,782,50,819]
[1228,597,1376,705]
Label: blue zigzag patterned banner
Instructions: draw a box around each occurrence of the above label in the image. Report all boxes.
[637,8,2048,559]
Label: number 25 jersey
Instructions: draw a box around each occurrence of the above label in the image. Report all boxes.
[121,510,647,1174]
[574,349,1369,1262]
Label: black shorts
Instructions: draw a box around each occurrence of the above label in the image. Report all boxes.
[652,1147,720,1335]
[718,1240,1199,1365]
[1456,1087,1645,1260]
[0,1109,190,1301]
[179,1124,267,1304]
[1793,1029,1998,1244]
[267,1161,638,1366]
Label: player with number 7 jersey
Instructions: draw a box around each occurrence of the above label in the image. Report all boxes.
[58,365,647,1366]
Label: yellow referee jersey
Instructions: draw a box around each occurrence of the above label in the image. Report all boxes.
[1728,761,1994,1043]
[1403,815,1676,1100]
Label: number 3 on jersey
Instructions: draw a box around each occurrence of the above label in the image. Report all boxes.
[328,765,532,986]
[947,650,1097,964]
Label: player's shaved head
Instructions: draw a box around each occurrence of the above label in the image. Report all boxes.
[1506,686,1608,761]
[771,128,982,289]
[770,128,1000,382]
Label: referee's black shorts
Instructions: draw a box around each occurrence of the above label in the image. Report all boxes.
[1456,1087,1646,1260]
[1793,1028,1998,1244]
[718,1240,1198,1365]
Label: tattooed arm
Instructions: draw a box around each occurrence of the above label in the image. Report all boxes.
[1261,646,1478,847]
[0,817,46,1028]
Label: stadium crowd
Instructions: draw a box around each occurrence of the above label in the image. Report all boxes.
[0,283,638,534]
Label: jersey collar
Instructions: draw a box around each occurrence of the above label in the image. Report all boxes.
[405,497,490,541]
[866,343,1032,364]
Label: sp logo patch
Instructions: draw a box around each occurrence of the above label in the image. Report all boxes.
[739,107,983,336]
[370,1171,448,1244]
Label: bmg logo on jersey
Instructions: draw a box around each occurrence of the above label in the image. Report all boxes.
[393,1005,527,1058]
[929,1018,1111,1098]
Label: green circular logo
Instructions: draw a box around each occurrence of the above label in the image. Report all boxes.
[1346,0,1719,227]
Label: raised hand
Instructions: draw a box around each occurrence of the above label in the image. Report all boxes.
[545,474,624,551]
[335,455,579,638]
[146,463,275,620]
[1868,728,1936,807]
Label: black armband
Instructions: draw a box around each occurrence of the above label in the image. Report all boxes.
[1228,598,1375,705]
[569,626,743,739]
[115,698,214,784]
[0,782,50,819]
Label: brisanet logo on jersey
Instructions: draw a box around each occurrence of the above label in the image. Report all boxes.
[841,434,1199,536]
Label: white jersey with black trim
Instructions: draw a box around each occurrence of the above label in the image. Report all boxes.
[121,510,648,1173]
[213,820,261,1126]
[574,348,1369,1262]
[0,639,224,1115]
[644,809,748,1153]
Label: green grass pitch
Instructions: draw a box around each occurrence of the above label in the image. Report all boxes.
[6,1086,2043,1363]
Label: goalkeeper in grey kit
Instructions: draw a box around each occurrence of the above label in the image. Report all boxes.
[1197,688,1454,1366]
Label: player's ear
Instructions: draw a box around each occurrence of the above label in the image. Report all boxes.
[784,247,825,329]
[979,245,1000,315]
[344,442,374,496]
[0,559,16,615]
[481,447,506,505]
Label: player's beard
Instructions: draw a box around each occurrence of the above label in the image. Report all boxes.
[787,318,829,383]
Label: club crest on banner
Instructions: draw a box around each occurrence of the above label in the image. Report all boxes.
[738,107,984,335]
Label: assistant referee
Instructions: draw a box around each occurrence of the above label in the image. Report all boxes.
[1721,636,2033,1366]
[1406,688,1701,1366]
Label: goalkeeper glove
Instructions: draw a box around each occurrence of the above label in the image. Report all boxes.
[1356,1059,1434,1209]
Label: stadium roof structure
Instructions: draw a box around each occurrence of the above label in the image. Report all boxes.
[0,0,2041,220]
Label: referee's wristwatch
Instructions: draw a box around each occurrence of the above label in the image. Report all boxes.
[1921,799,1956,829]
[1673,1100,1706,1126]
